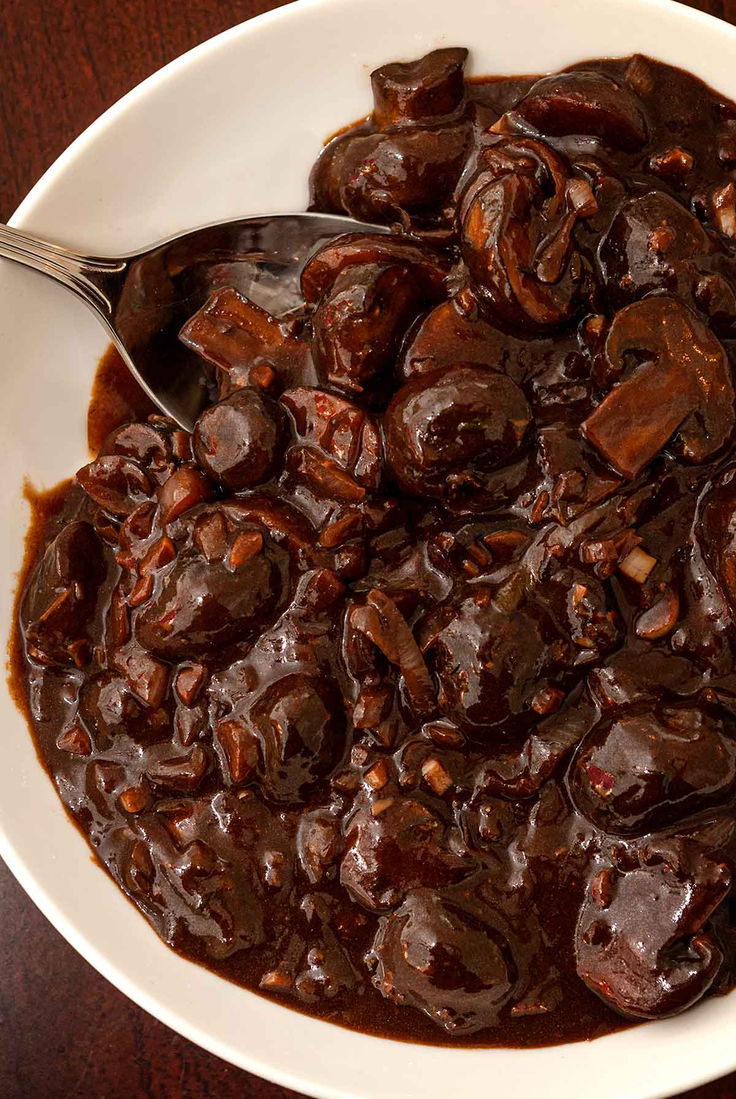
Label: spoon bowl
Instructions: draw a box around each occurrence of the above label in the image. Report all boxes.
[0,212,381,429]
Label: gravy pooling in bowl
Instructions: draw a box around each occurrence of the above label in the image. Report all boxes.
[12,49,736,1046]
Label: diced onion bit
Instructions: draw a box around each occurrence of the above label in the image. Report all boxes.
[350,590,436,715]
[229,530,263,569]
[531,685,565,715]
[566,177,599,218]
[421,757,453,795]
[489,113,513,134]
[618,546,657,583]
[118,784,152,814]
[56,725,92,756]
[590,867,615,910]
[129,574,154,607]
[364,760,389,790]
[260,968,293,990]
[712,182,736,239]
[371,797,395,817]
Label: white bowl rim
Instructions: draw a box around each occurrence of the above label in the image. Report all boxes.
[2,1,736,1097]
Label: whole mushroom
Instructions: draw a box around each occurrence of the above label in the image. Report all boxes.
[570,704,736,835]
[384,365,531,501]
[598,190,720,310]
[311,263,431,395]
[193,387,288,490]
[576,839,730,1019]
[370,886,519,1032]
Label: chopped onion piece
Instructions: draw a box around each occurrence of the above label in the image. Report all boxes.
[421,757,453,795]
[618,546,657,583]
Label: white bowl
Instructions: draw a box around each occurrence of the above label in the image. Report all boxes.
[1,0,735,1096]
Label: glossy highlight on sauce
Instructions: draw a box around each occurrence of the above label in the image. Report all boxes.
[11,49,736,1047]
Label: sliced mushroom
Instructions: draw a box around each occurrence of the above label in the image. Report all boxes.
[398,297,508,380]
[77,455,152,519]
[23,521,106,667]
[459,138,592,331]
[100,421,173,470]
[310,46,473,228]
[301,233,449,307]
[583,295,735,478]
[598,190,718,310]
[513,71,647,150]
[179,287,312,394]
[281,386,382,492]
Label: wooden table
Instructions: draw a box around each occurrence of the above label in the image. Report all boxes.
[1,1,735,1095]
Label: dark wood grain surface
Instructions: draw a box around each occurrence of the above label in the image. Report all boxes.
[1,1,736,1096]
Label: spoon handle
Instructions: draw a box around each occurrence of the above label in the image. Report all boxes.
[0,223,125,317]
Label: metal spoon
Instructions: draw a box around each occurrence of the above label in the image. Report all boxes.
[0,213,384,431]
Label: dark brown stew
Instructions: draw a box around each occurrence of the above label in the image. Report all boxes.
[12,49,736,1047]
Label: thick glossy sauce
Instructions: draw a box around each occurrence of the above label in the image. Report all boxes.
[87,346,157,456]
[10,52,736,1048]
[8,461,628,1048]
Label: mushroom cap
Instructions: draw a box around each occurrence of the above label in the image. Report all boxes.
[576,838,730,1019]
